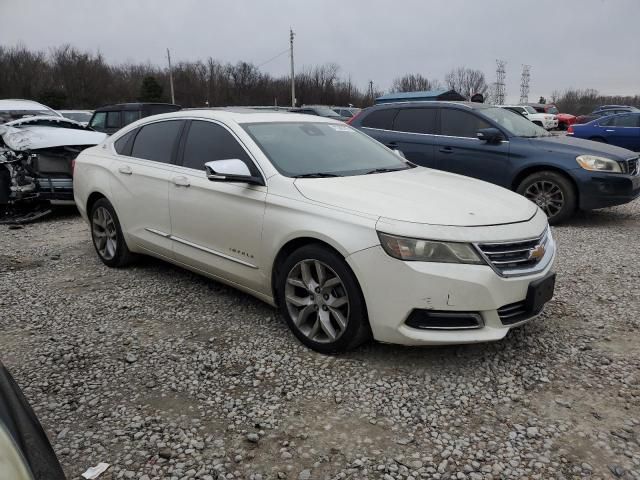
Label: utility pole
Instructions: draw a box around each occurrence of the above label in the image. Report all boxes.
[495,59,506,105]
[167,48,175,104]
[289,29,296,107]
[368,80,374,103]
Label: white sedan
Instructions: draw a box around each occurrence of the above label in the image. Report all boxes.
[73,109,556,353]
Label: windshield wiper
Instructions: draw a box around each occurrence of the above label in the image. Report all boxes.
[364,167,410,175]
[293,172,342,178]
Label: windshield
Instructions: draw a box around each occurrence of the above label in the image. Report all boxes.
[480,107,550,138]
[62,112,92,122]
[243,122,412,177]
[546,106,559,114]
[523,106,537,114]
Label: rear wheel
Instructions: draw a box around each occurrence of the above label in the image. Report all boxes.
[90,198,136,267]
[277,244,370,354]
[517,171,577,224]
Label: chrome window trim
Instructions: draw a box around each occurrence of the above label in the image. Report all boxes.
[361,126,510,143]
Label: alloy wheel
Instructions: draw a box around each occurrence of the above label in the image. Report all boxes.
[92,206,118,261]
[524,180,564,218]
[284,259,350,344]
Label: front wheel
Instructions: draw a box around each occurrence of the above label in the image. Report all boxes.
[277,244,371,354]
[517,171,577,224]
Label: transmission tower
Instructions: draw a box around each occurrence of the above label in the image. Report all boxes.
[495,59,506,105]
[520,65,531,104]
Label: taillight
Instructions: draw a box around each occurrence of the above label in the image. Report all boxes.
[346,109,365,125]
[567,125,574,134]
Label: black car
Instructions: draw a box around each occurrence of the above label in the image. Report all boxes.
[88,102,181,134]
[349,101,640,223]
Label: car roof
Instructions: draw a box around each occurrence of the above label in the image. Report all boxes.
[117,108,343,126]
[0,99,53,110]
[367,100,488,110]
[94,102,181,112]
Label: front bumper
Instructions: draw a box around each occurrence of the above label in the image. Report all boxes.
[544,119,559,129]
[574,169,640,210]
[347,243,556,346]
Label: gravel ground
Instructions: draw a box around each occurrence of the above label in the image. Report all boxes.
[1,202,639,480]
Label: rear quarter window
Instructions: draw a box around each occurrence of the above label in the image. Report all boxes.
[361,109,398,130]
[114,129,138,156]
[130,120,183,163]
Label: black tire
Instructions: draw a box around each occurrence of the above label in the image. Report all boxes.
[558,122,567,131]
[589,136,607,143]
[276,244,371,354]
[89,198,136,267]
[516,171,577,225]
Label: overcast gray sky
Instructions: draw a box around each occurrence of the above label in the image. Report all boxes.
[1,0,638,102]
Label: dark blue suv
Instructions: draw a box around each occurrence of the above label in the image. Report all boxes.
[350,102,640,223]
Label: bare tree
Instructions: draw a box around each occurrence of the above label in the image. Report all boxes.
[444,67,488,99]
[391,74,440,93]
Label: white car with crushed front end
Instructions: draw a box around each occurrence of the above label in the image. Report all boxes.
[73,110,556,353]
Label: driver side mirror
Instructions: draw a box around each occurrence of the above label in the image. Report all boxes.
[204,159,265,186]
[477,128,504,144]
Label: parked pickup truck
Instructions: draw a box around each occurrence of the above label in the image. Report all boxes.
[500,105,558,130]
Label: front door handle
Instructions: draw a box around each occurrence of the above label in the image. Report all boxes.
[439,147,454,154]
[172,176,190,187]
[118,165,132,175]
[605,129,615,132]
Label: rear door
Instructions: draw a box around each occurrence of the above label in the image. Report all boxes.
[169,119,268,293]
[432,108,512,186]
[388,107,438,168]
[109,119,185,259]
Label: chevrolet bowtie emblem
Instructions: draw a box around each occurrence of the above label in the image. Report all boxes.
[528,244,545,261]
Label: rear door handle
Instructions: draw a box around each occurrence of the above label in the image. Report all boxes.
[439,147,454,154]
[118,165,132,175]
[172,176,190,187]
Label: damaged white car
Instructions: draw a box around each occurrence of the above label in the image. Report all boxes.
[0,107,106,223]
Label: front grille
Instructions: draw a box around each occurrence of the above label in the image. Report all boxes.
[497,300,540,325]
[623,157,639,176]
[476,229,551,277]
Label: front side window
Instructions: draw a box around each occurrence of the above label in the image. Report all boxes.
[106,111,120,129]
[479,107,550,138]
[243,122,411,177]
[182,121,257,174]
[613,114,640,127]
[361,109,398,130]
[393,108,437,134]
[90,112,106,129]
[440,109,491,138]
[131,120,183,163]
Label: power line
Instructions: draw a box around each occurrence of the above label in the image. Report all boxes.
[520,64,531,104]
[256,48,290,68]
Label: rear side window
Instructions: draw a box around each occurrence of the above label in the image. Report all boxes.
[440,109,491,138]
[361,109,398,130]
[122,110,141,126]
[182,120,258,175]
[114,129,137,156]
[131,120,183,163]
[393,108,437,134]
[106,111,120,129]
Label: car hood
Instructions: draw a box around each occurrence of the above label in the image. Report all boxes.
[0,125,107,151]
[525,135,635,159]
[294,168,537,227]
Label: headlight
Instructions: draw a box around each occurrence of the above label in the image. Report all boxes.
[377,232,484,264]
[576,155,622,173]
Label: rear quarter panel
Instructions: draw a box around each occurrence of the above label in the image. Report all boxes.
[73,145,114,221]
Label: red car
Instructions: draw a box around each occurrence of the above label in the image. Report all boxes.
[527,103,576,130]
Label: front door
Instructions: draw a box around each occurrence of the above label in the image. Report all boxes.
[601,114,640,151]
[168,120,268,293]
[432,108,512,187]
